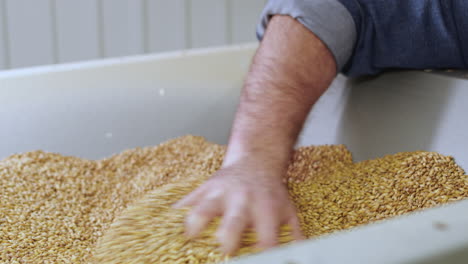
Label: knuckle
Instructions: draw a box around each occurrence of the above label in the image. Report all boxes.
[194,209,215,218]
[226,214,245,226]
[192,205,218,217]
[216,228,233,242]
[204,189,224,200]
[232,193,250,206]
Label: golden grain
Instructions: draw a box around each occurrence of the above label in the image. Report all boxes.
[0,136,223,263]
[0,136,467,263]
[93,140,467,263]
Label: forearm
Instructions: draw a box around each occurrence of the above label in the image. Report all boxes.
[223,16,336,172]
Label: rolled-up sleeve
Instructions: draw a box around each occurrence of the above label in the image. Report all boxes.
[258,0,468,77]
[256,0,357,72]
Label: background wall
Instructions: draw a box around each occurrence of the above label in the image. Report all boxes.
[0,0,266,70]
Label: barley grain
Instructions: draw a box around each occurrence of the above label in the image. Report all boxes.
[93,141,467,263]
[0,136,466,264]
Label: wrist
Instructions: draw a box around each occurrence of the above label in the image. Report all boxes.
[223,140,293,171]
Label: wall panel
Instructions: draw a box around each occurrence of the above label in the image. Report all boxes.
[230,0,265,43]
[190,0,228,48]
[54,0,101,62]
[101,0,145,57]
[0,0,8,69]
[5,0,55,68]
[146,0,187,52]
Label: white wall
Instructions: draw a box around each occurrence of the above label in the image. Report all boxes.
[0,0,266,70]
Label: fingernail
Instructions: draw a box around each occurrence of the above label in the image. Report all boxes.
[185,214,206,238]
[216,245,232,257]
[215,232,229,255]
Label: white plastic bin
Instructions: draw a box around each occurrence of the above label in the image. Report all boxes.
[1,44,467,263]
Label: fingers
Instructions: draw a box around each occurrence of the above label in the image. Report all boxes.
[253,201,280,249]
[216,194,248,255]
[174,176,299,255]
[288,214,305,241]
[185,193,222,238]
[172,184,208,209]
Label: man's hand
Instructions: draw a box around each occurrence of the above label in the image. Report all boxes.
[173,157,303,255]
[175,15,337,255]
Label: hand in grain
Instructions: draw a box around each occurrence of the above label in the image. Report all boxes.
[173,158,304,255]
[171,15,336,256]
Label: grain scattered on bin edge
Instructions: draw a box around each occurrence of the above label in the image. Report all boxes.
[0,136,467,263]
[93,140,467,264]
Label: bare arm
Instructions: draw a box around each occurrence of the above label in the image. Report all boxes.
[175,15,336,254]
[225,15,336,168]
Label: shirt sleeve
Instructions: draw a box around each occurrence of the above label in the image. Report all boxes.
[341,0,468,76]
[258,0,468,77]
[256,0,357,73]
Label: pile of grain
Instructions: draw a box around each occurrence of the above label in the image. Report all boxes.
[0,136,223,263]
[286,147,467,237]
[93,143,468,263]
[0,136,467,263]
